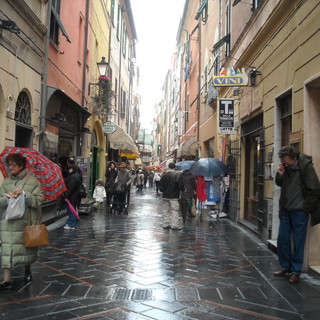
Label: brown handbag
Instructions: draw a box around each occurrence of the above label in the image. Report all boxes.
[24,210,49,248]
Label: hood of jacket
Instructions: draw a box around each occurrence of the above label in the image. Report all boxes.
[107,160,118,170]
[298,153,313,171]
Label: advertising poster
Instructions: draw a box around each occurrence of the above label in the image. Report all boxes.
[218,99,235,134]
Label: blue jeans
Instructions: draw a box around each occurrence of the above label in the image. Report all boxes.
[277,208,308,274]
[67,206,77,228]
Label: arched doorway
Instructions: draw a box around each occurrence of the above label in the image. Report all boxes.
[15,91,33,147]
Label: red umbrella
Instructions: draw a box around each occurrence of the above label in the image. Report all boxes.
[155,165,165,169]
[0,147,67,200]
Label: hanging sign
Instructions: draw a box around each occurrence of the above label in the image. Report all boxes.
[212,67,249,87]
[103,121,117,134]
[218,99,235,134]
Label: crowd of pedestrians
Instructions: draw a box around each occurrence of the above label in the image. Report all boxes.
[2,145,319,291]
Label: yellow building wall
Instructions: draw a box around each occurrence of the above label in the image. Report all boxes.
[88,0,112,181]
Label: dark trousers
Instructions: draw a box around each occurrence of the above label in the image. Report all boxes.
[127,186,131,204]
[277,208,308,274]
[155,181,160,193]
[106,192,113,212]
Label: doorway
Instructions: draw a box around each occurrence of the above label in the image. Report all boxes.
[242,114,265,236]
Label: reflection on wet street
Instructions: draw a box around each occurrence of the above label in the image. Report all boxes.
[1,186,320,319]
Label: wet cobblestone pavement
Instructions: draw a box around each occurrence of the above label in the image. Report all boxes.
[1,188,320,319]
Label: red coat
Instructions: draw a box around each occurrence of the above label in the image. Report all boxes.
[196,176,207,202]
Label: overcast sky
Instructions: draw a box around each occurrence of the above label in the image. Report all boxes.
[130,0,185,131]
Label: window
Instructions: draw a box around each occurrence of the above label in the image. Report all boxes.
[15,91,31,125]
[116,4,121,40]
[122,24,127,58]
[280,94,292,146]
[195,0,208,23]
[114,77,118,110]
[50,0,61,45]
[111,0,115,25]
[225,2,231,56]
[252,0,262,12]
[120,88,126,118]
[50,0,71,46]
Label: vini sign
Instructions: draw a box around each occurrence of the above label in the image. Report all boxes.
[212,67,249,87]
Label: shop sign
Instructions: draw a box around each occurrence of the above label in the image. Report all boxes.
[103,121,117,134]
[212,68,249,87]
[218,99,235,134]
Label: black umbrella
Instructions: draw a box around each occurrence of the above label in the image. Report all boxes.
[190,157,227,178]
[175,160,195,171]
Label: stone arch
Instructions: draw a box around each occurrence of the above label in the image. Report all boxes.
[15,89,33,147]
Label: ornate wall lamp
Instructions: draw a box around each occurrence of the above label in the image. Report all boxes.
[249,68,261,87]
[88,57,113,121]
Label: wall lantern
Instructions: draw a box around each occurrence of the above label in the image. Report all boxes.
[88,57,113,121]
[97,56,109,77]
[249,68,261,87]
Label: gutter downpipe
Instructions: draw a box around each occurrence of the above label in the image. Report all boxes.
[39,0,52,153]
[80,0,90,156]
[81,0,90,107]
[196,16,201,160]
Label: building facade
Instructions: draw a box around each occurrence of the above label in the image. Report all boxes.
[155,0,320,273]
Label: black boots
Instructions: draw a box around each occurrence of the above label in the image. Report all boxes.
[25,265,32,282]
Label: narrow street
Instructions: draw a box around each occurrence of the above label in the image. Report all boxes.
[1,187,320,320]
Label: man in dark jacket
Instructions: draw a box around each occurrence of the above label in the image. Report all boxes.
[159,162,184,230]
[64,164,81,230]
[180,169,196,224]
[105,161,118,214]
[274,146,320,284]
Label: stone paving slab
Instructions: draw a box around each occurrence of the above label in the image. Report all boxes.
[1,188,320,319]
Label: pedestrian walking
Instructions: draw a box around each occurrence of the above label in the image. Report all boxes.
[274,146,320,284]
[0,153,45,289]
[159,162,184,230]
[143,170,149,188]
[154,170,161,193]
[116,162,132,205]
[180,169,196,224]
[136,169,144,192]
[148,170,154,188]
[105,161,118,214]
[126,165,136,205]
[64,164,81,230]
[93,179,106,210]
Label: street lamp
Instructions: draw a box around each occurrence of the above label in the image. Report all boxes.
[88,57,110,94]
[88,57,113,121]
[97,56,109,77]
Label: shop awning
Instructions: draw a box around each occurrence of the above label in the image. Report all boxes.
[46,86,91,130]
[177,135,198,158]
[108,124,139,154]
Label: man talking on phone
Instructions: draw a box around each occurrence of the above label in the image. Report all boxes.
[274,146,320,283]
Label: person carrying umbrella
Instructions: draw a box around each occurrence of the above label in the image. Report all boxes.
[63,164,81,230]
[159,162,184,230]
[0,153,45,289]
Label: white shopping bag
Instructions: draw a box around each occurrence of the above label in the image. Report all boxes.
[5,193,25,220]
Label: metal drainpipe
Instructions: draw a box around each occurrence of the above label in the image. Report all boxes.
[196,18,201,159]
[39,0,51,153]
[80,0,90,156]
[118,8,123,126]
[81,0,90,107]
